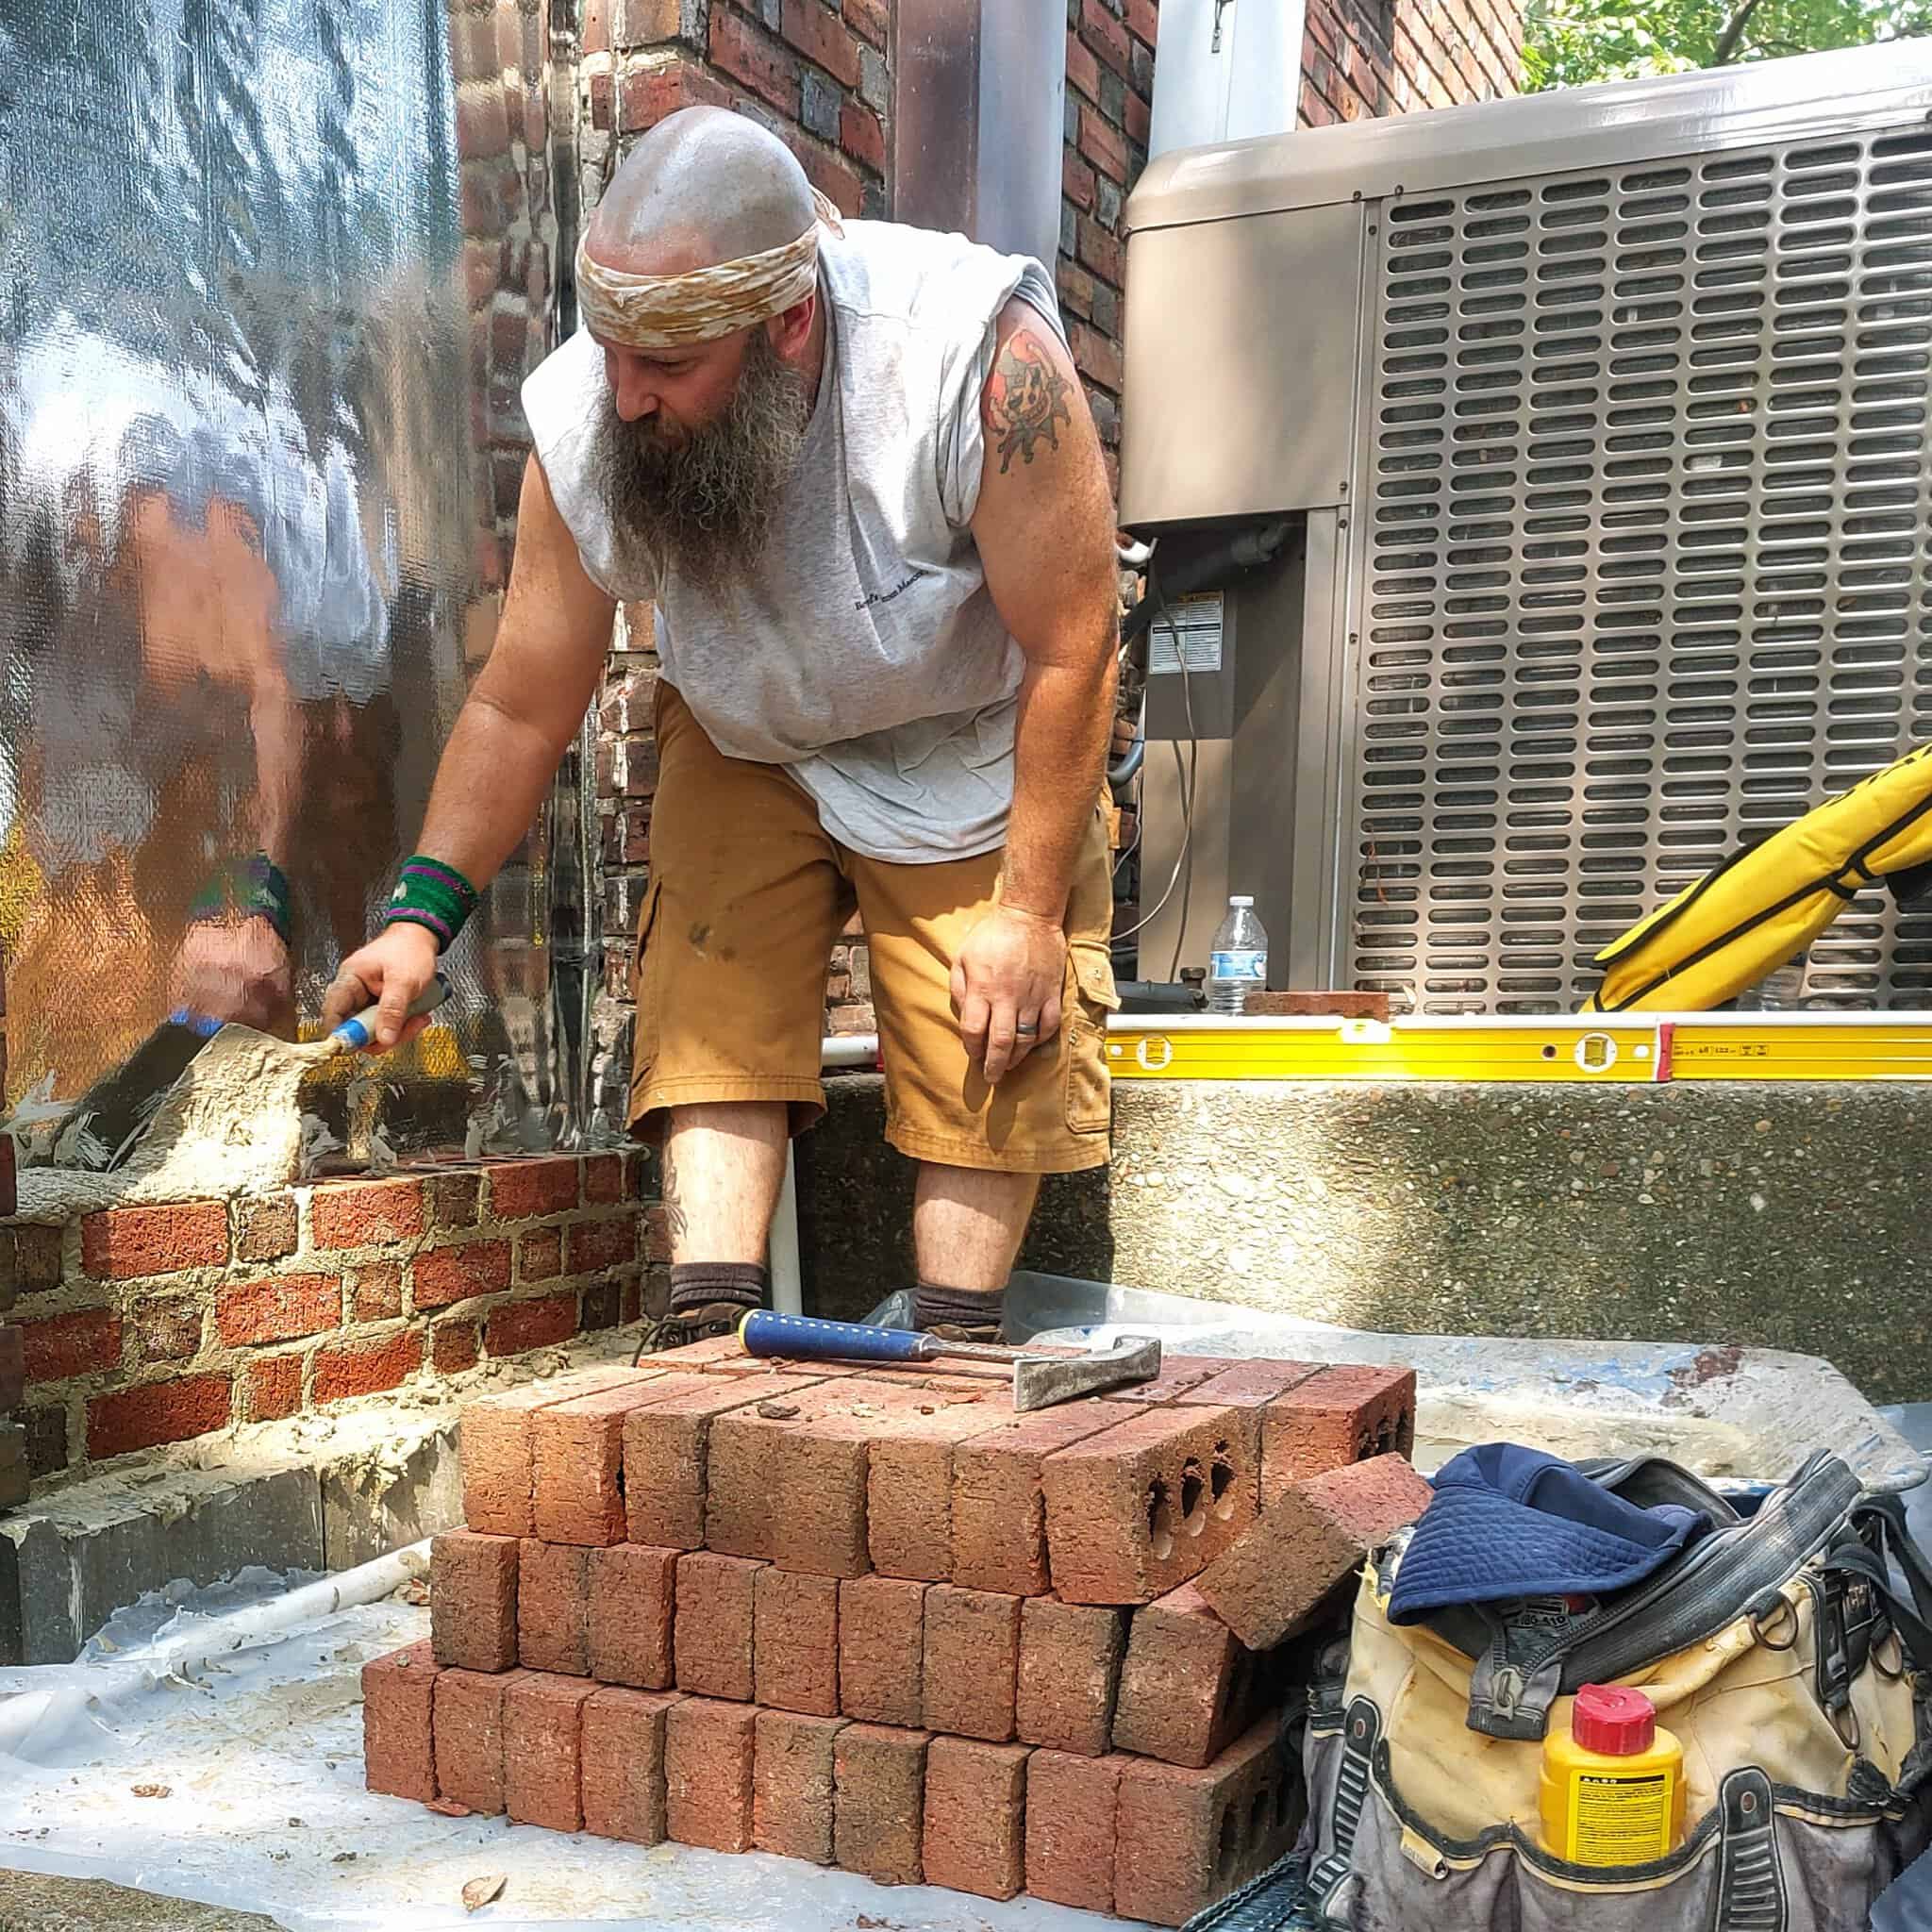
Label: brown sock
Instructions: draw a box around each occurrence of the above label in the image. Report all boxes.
[668,1263,768,1316]
[912,1282,1006,1332]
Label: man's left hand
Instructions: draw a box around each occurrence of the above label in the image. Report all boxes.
[952,904,1066,1084]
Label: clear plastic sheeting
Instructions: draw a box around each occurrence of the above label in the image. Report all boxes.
[0,1567,1116,1932]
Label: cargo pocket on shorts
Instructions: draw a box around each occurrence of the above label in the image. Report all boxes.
[1063,938,1120,1137]
[627,875,665,1104]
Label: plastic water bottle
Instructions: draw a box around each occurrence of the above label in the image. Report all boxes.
[1208,895,1269,1015]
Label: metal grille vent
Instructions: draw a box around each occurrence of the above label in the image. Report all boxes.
[1346,129,1932,1012]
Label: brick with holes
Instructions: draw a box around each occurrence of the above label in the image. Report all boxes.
[664,1696,758,1853]
[1112,1584,1261,1769]
[362,1641,439,1802]
[753,1708,848,1863]
[1042,1404,1259,1605]
[531,1372,700,1545]
[504,1671,598,1831]
[922,1737,1030,1900]
[753,1567,840,1715]
[588,1542,678,1689]
[1114,1720,1300,1926]
[430,1529,518,1673]
[459,1366,646,1536]
[834,1723,929,1887]
[674,1551,761,1701]
[519,1539,591,1676]
[1199,1453,1434,1649]
[838,1575,925,1727]
[922,1585,1023,1742]
[1025,1748,1125,1912]
[1260,1363,1417,1501]
[582,1686,677,1843]
[1017,1594,1126,1756]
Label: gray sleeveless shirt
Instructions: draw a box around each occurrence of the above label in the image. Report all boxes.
[521,220,1061,863]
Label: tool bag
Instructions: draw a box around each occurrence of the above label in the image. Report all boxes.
[1300,1451,1932,1931]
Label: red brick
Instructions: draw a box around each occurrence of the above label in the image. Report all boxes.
[4,1223,63,1295]
[350,1263,403,1323]
[1261,1364,1417,1501]
[839,100,884,175]
[866,1394,1010,1580]
[1175,1357,1323,1410]
[486,1291,577,1357]
[234,1195,298,1263]
[754,1569,840,1715]
[504,1671,597,1831]
[1067,317,1124,396]
[1115,1722,1298,1927]
[362,1640,439,1802]
[313,1330,421,1405]
[582,1155,625,1206]
[310,1177,424,1249]
[532,1371,675,1544]
[415,1239,512,1309]
[23,1307,122,1383]
[618,56,731,132]
[625,1373,818,1550]
[1027,1748,1124,1910]
[951,1402,1126,1596]
[754,1708,847,1863]
[87,1373,232,1458]
[923,1737,1028,1900]
[1018,1595,1126,1756]
[710,9,799,114]
[1081,0,1133,77]
[1044,1405,1259,1606]
[519,1227,563,1282]
[1064,148,1097,213]
[216,1274,339,1347]
[1100,1356,1237,1408]
[566,1217,635,1274]
[1066,25,1101,100]
[433,1666,523,1815]
[582,1686,675,1843]
[847,0,888,46]
[129,1293,199,1364]
[245,1355,303,1423]
[487,1155,579,1221]
[588,1542,678,1689]
[519,1539,591,1675]
[834,1723,928,1885]
[431,1321,479,1374]
[675,1552,761,1701]
[665,1696,758,1853]
[838,1575,925,1727]
[1075,209,1124,284]
[1125,86,1151,144]
[1112,1584,1260,1769]
[641,1203,672,1265]
[922,1585,1022,1741]
[1199,1454,1433,1649]
[459,1366,640,1535]
[781,0,859,84]
[431,1529,520,1673]
[1124,0,1158,44]
[787,128,864,220]
[426,1171,482,1229]
[81,1202,226,1279]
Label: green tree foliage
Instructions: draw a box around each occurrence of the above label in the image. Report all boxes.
[1523,0,1932,91]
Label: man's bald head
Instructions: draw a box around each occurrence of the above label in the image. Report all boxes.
[586,108,816,277]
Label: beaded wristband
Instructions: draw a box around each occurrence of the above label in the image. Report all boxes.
[187,854,292,946]
[381,854,480,953]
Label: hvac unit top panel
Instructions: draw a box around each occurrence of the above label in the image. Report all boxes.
[1343,124,1932,1014]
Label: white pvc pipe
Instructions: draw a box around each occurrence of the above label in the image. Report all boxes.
[821,1033,879,1067]
[770,1146,804,1316]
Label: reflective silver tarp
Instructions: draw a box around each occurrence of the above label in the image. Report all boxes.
[0,0,608,1156]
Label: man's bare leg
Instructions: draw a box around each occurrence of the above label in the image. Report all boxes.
[655,1101,789,1344]
[911,1162,1041,1340]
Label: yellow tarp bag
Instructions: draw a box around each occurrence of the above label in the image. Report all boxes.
[1582,739,1932,1012]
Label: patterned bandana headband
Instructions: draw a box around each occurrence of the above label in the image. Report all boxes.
[575,189,844,352]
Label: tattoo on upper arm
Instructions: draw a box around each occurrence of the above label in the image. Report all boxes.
[985,326,1074,475]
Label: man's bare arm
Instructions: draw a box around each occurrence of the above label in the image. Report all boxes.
[324,455,616,1043]
[957,299,1119,1081]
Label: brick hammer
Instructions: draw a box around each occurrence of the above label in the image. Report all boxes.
[738,1310,1162,1410]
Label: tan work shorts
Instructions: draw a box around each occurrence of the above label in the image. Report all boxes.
[628,683,1118,1174]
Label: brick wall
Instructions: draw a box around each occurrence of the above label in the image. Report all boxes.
[1,1156,665,1479]
[1302,0,1521,125]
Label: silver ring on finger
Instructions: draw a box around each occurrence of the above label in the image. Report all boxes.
[1014,1019,1041,1038]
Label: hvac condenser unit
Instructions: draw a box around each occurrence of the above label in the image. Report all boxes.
[1121,43,1932,1011]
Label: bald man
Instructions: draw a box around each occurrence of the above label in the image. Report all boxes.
[326,108,1119,1346]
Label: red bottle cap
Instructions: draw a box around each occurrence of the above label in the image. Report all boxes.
[1572,1683,1657,1756]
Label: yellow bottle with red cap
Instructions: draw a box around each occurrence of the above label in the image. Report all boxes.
[1539,1683,1686,1867]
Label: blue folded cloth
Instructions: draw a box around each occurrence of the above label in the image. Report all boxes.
[1387,1442,1708,1624]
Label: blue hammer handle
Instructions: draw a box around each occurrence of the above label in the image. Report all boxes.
[739,1309,939,1366]
[329,974,454,1052]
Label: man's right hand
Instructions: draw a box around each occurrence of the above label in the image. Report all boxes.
[323,923,442,1052]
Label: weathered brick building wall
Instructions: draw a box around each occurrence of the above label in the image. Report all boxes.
[1303,0,1521,125]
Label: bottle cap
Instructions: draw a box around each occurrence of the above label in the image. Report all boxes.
[1571,1683,1657,1756]
[1229,894,1254,908]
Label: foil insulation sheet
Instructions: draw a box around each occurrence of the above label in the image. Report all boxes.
[0,0,611,1160]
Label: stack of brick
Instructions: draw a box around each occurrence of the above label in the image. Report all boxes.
[364,1337,1419,1925]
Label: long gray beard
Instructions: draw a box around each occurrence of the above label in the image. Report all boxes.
[592,328,811,597]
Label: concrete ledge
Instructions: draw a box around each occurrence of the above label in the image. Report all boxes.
[0,1335,640,1663]
[797,1074,1931,1404]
